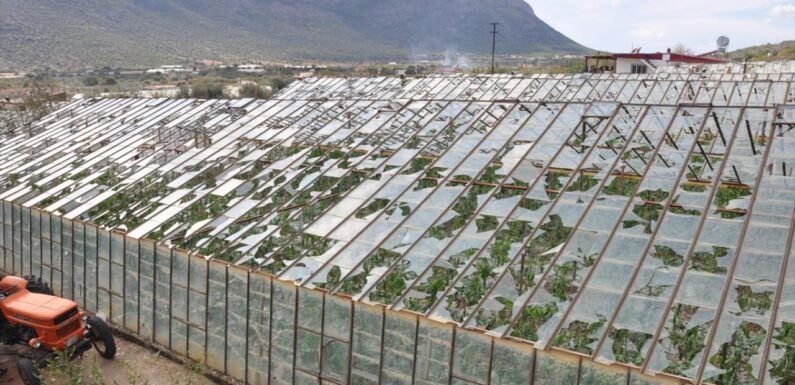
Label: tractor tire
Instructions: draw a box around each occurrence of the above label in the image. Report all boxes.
[23,276,53,295]
[16,358,41,385]
[87,316,116,359]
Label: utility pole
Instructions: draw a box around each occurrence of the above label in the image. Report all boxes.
[490,23,499,74]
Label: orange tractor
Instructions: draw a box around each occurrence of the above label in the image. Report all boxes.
[0,275,115,385]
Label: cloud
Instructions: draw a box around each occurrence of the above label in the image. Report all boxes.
[770,4,795,17]
[527,0,794,52]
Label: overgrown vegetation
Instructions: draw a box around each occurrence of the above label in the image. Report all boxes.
[609,328,652,366]
[41,346,207,385]
[769,322,795,385]
[706,321,767,385]
[661,304,713,376]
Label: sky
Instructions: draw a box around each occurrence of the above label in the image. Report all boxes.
[527,0,795,53]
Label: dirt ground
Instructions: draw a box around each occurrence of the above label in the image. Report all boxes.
[0,337,216,385]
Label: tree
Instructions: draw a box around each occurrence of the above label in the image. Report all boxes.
[672,43,694,55]
[6,72,61,137]
[270,77,291,92]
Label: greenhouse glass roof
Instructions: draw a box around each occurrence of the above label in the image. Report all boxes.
[1,70,794,385]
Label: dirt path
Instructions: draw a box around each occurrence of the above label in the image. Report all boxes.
[0,337,216,385]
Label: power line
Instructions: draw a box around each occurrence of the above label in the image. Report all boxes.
[490,23,499,74]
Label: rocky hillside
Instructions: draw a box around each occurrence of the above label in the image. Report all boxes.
[0,0,588,69]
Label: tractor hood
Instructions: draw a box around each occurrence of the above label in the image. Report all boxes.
[3,291,78,322]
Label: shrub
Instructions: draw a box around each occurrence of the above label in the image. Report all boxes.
[82,76,99,86]
[190,79,225,99]
[239,83,270,99]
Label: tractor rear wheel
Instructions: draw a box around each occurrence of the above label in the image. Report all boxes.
[87,316,116,359]
[16,358,41,385]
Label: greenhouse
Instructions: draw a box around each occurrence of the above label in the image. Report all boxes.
[0,70,793,385]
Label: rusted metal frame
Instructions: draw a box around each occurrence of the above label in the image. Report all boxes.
[486,338,496,385]
[317,293,327,381]
[378,305,387,385]
[417,77,453,100]
[469,76,506,101]
[501,77,539,102]
[120,232,126,329]
[240,101,432,268]
[709,80,738,107]
[673,78,703,105]
[692,111,779,384]
[412,77,446,100]
[446,326,458,385]
[305,77,353,100]
[354,101,526,301]
[321,101,508,294]
[489,76,532,102]
[528,78,562,102]
[660,79,684,106]
[265,276,273,383]
[399,78,436,100]
[403,77,440,100]
[297,100,478,288]
[694,78,717,105]
[0,99,110,170]
[757,199,795,383]
[466,76,501,100]
[172,100,368,235]
[506,103,706,340]
[291,284,300,385]
[409,313,421,385]
[624,79,648,105]
[546,105,714,353]
[89,99,298,233]
[559,77,591,104]
[345,299,355,385]
[251,101,450,259]
[590,106,746,361]
[516,78,547,102]
[741,78,760,106]
[222,263,229,373]
[135,232,141,334]
[280,100,467,283]
[432,76,472,100]
[499,104,684,340]
[435,77,468,100]
[605,78,634,103]
[145,100,336,231]
[1,99,144,199]
[191,100,387,260]
[450,79,497,105]
[584,77,617,102]
[424,104,627,324]
[637,107,756,374]
[756,79,774,107]
[456,104,645,329]
[645,79,675,106]
[289,96,767,109]
[55,100,218,216]
[242,269,250,384]
[569,77,598,103]
[634,79,658,105]
[376,103,546,309]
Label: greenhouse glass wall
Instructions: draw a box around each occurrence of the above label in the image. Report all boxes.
[0,67,794,385]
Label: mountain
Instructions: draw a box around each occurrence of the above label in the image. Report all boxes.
[729,41,795,62]
[0,0,588,70]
